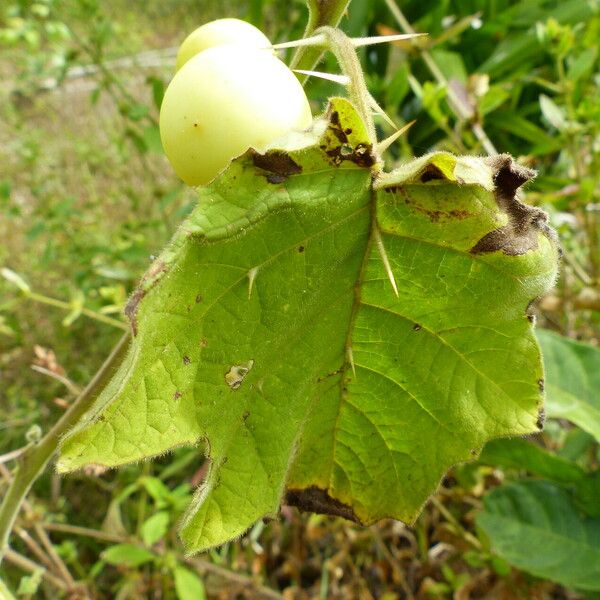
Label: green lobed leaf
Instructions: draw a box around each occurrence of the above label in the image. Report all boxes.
[477,480,600,591]
[537,329,600,442]
[58,98,558,553]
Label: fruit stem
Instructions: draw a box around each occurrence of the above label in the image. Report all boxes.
[315,27,378,151]
[290,0,351,75]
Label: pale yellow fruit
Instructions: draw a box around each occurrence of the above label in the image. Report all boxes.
[176,18,272,71]
[160,45,312,186]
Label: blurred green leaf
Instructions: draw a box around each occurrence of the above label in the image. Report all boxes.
[102,544,155,568]
[479,86,510,116]
[174,566,206,600]
[147,75,165,111]
[479,438,584,484]
[477,480,600,591]
[537,329,600,443]
[142,124,163,155]
[141,511,170,546]
[430,48,467,83]
[568,46,598,81]
[539,94,567,131]
[16,569,43,596]
[478,0,595,77]
[384,62,410,109]
[142,477,172,504]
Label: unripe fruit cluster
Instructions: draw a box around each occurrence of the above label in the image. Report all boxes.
[160,19,313,186]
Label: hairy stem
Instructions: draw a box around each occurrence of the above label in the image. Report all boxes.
[0,332,130,565]
[316,27,377,147]
[291,0,352,76]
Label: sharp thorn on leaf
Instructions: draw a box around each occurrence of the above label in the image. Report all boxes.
[377,120,416,154]
[293,69,350,86]
[270,32,426,51]
[350,33,427,47]
[347,346,356,378]
[374,227,399,298]
[248,267,259,299]
[270,34,326,50]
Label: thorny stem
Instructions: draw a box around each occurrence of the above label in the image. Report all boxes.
[316,27,378,147]
[383,0,497,156]
[0,332,130,566]
[290,0,351,76]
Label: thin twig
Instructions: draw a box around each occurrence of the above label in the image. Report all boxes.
[33,523,77,589]
[42,523,283,599]
[185,556,284,600]
[14,526,56,572]
[27,291,129,331]
[4,548,68,591]
[30,365,82,396]
[42,522,132,544]
[0,448,28,466]
[429,496,482,550]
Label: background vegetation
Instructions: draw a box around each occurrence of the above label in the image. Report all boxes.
[0,0,599,598]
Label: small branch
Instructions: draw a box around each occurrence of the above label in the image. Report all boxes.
[41,522,131,544]
[429,496,482,550]
[42,523,283,599]
[185,557,284,600]
[0,448,29,466]
[14,526,56,572]
[32,522,77,589]
[3,548,68,592]
[315,27,378,147]
[27,291,129,331]
[31,365,82,396]
[0,332,131,565]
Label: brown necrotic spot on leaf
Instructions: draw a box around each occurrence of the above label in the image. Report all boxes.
[252,150,302,183]
[470,155,552,256]
[124,259,168,336]
[420,163,446,183]
[536,406,546,430]
[391,185,471,222]
[285,487,359,523]
[124,289,144,337]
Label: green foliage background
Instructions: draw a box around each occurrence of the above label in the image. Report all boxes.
[0,0,599,598]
